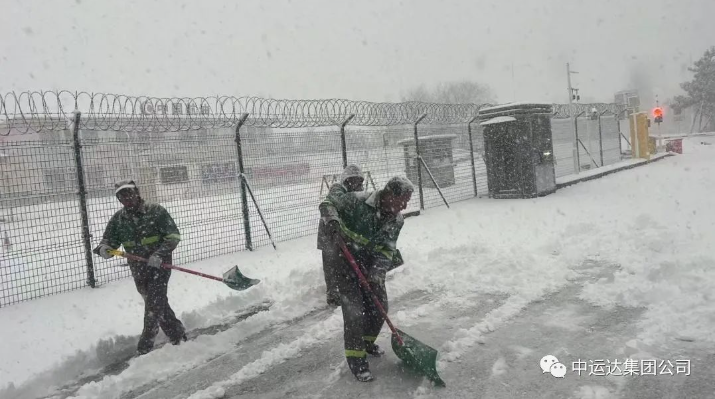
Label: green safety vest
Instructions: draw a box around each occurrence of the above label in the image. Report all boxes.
[320,186,404,261]
[100,202,181,258]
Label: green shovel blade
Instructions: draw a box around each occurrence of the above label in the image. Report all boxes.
[391,328,446,387]
[222,266,260,291]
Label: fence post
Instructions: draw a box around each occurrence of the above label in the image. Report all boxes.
[617,110,625,159]
[234,113,252,251]
[71,111,96,288]
[467,116,479,197]
[340,114,355,168]
[239,174,277,250]
[598,110,608,166]
[573,112,584,173]
[413,113,428,210]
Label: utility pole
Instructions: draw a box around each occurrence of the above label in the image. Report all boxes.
[567,63,579,105]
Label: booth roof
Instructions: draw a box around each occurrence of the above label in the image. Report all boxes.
[397,134,458,146]
[480,116,517,126]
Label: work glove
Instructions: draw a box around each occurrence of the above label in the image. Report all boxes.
[368,267,387,285]
[368,257,391,284]
[326,220,344,242]
[388,249,404,271]
[147,254,164,269]
[95,244,114,260]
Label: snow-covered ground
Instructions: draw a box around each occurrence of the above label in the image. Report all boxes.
[2,136,714,398]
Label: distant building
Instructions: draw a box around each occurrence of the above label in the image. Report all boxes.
[0,117,328,208]
[0,118,250,206]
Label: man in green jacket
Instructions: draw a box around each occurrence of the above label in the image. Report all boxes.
[94,180,186,355]
[317,164,364,307]
[320,176,413,382]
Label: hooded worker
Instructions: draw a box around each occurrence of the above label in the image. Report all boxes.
[320,176,413,382]
[94,180,187,355]
[317,164,364,306]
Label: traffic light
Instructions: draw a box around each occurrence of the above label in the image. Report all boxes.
[653,107,664,124]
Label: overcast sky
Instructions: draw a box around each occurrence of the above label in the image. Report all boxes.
[1,0,713,107]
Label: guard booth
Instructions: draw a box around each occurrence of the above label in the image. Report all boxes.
[398,134,457,188]
[478,103,556,199]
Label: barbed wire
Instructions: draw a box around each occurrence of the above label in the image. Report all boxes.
[551,103,626,119]
[0,90,623,135]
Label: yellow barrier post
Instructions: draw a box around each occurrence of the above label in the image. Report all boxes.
[629,112,651,160]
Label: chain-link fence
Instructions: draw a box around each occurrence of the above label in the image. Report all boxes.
[242,126,344,248]
[0,91,626,306]
[551,113,624,178]
[0,139,87,304]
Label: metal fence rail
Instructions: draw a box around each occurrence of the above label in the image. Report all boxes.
[0,91,626,307]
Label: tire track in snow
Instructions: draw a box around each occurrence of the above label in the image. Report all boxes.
[69,274,402,398]
[34,302,273,399]
[127,261,568,398]
[125,305,341,399]
[433,259,611,378]
[406,261,714,399]
[186,313,345,399]
[183,290,441,399]
[128,290,434,399]
[437,294,536,367]
[204,291,508,398]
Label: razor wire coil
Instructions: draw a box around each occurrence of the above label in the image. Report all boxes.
[1,90,624,135]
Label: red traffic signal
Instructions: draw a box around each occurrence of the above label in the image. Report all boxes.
[653,107,663,118]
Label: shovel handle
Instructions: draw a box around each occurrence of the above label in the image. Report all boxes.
[336,238,404,346]
[108,250,224,283]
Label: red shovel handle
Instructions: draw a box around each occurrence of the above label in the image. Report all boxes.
[336,238,404,346]
[114,250,224,283]
[162,264,224,282]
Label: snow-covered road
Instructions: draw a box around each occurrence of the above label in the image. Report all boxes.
[118,260,715,399]
[3,136,715,399]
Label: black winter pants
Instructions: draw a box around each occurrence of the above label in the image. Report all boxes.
[321,244,342,305]
[129,259,185,354]
[334,247,389,361]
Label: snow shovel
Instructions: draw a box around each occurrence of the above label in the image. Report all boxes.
[106,250,260,291]
[336,238,446,387]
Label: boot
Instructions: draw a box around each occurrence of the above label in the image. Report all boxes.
[136,339,154,356]
[347,357,374,382]
[365,342,385,357]
[170,333,188,345]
